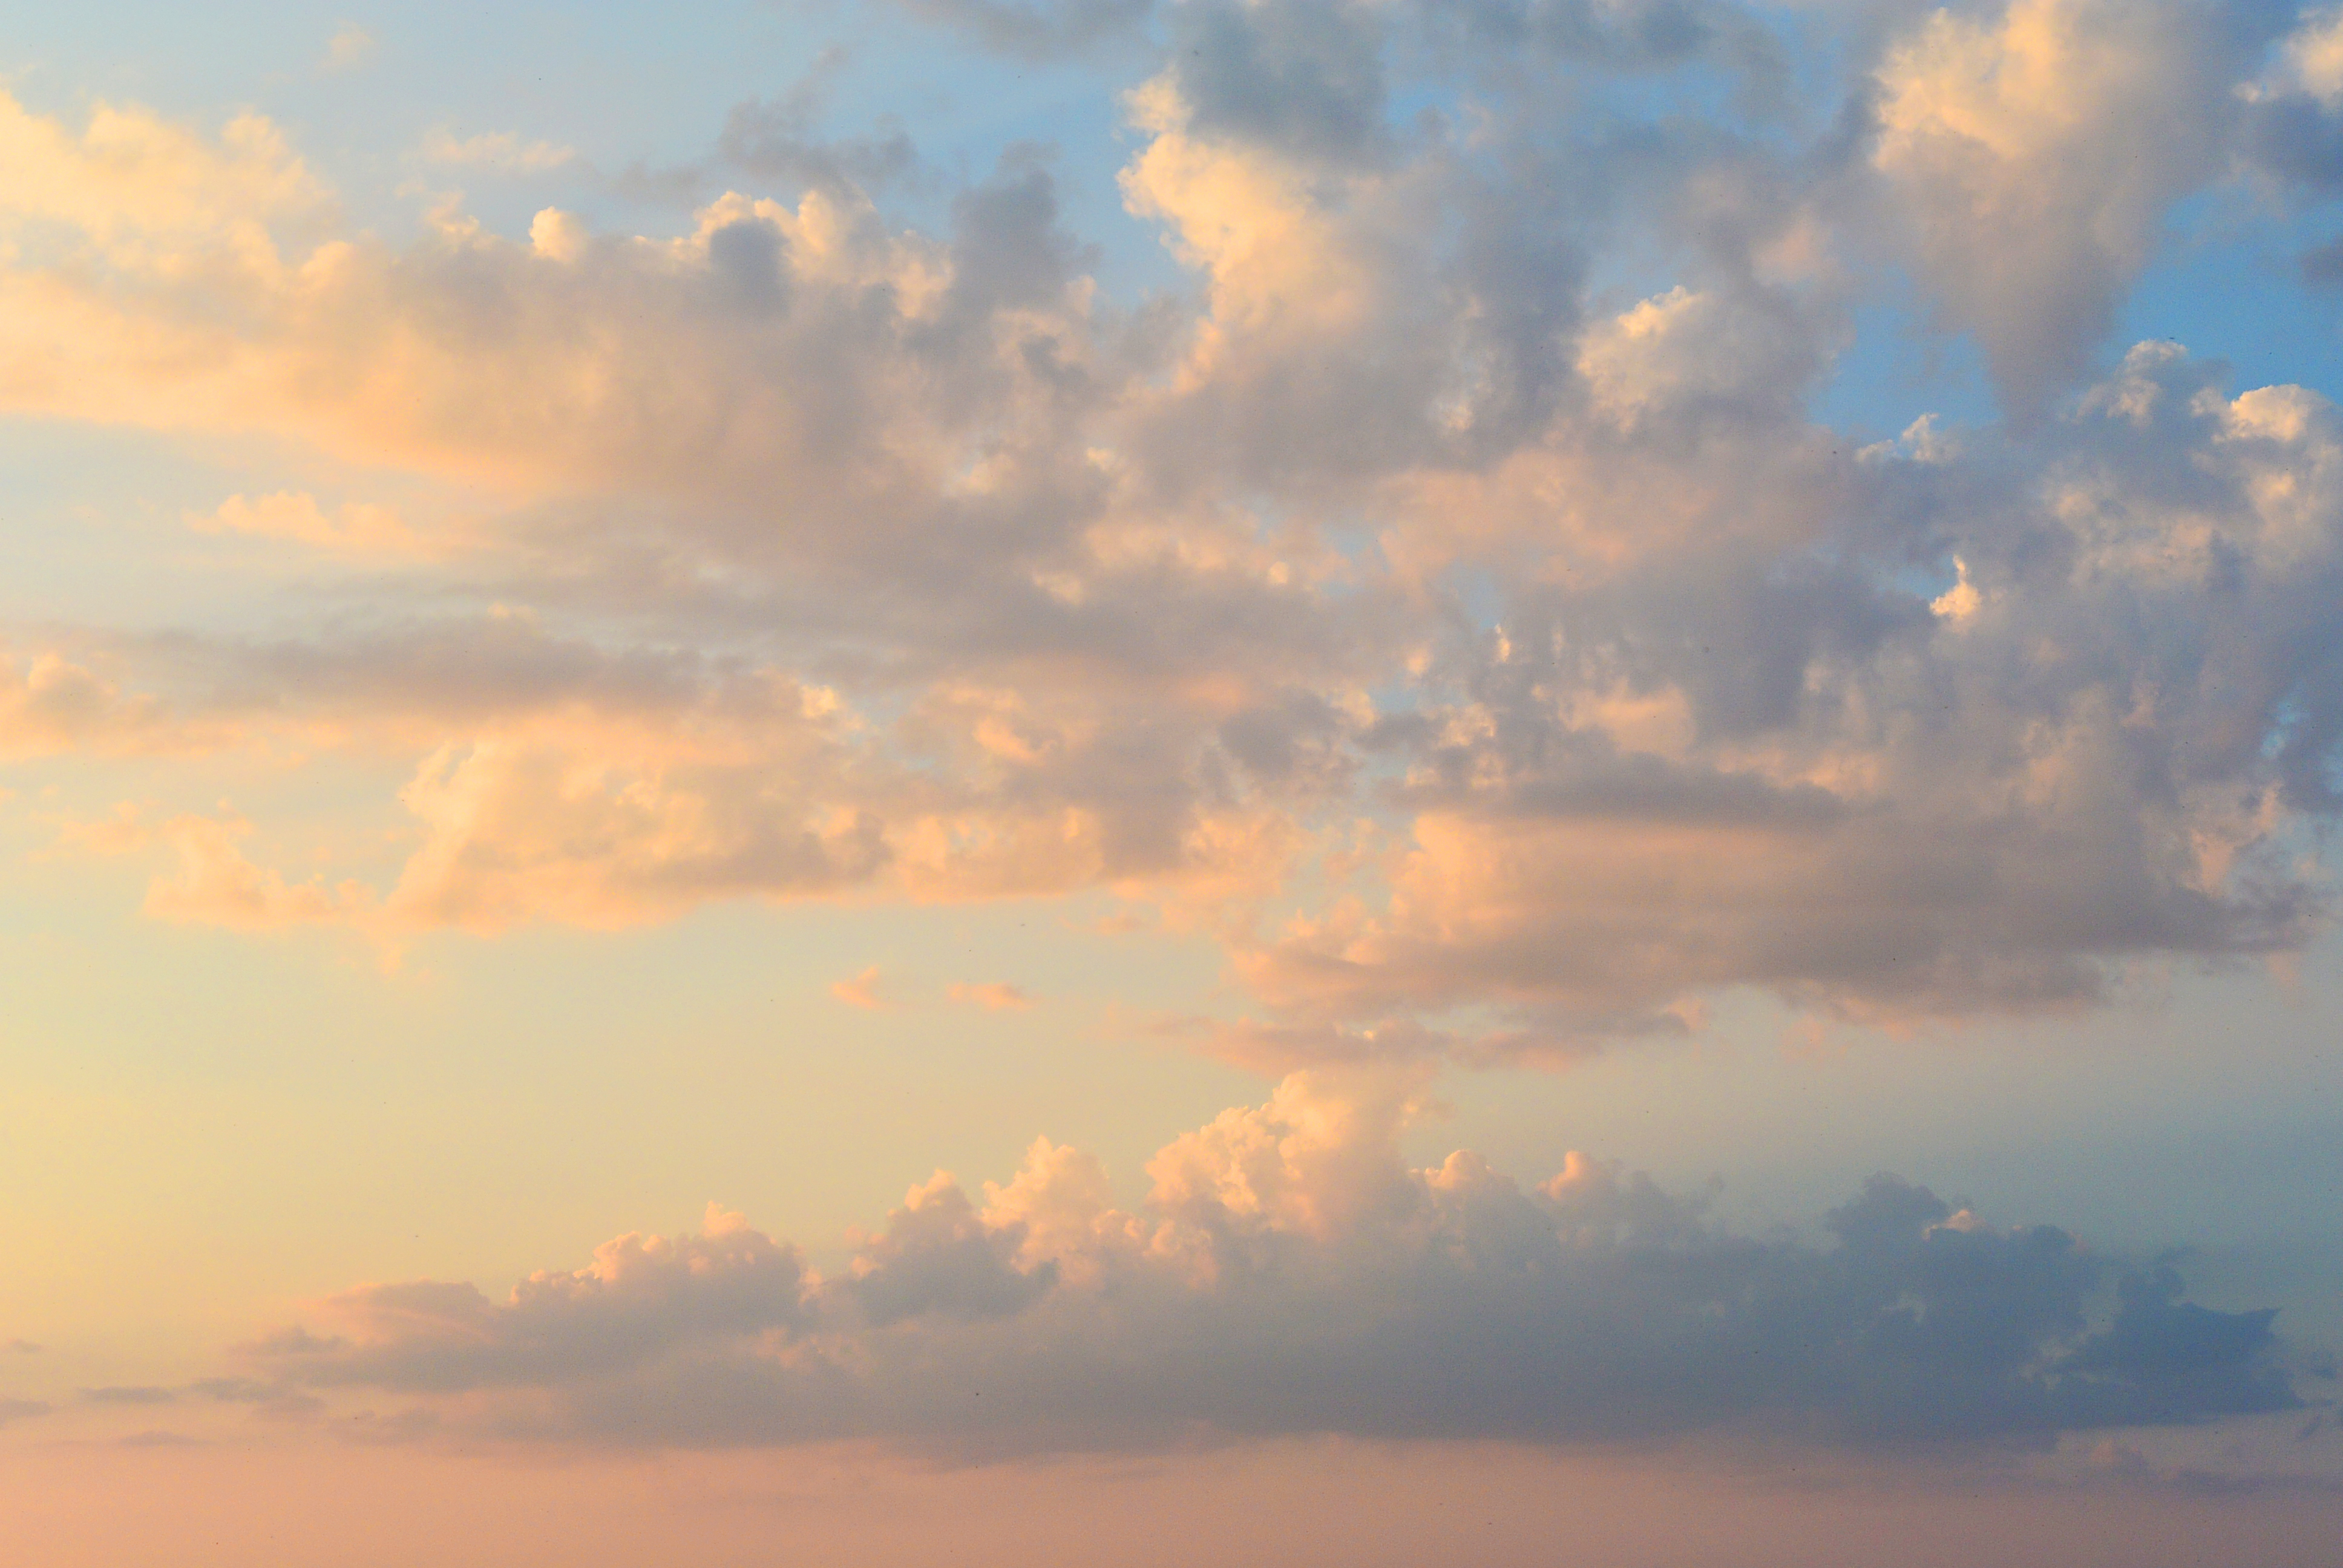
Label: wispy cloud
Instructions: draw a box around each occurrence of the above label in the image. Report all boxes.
[321,22,376,73]
[948,981,1034,1010]
[421,129,578,172]
[831,965,893,1010]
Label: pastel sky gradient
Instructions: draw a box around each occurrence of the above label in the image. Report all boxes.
[7,1,2343,1562]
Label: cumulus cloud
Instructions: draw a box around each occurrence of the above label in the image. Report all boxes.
[249,1071,2299,1453]
[7,7,2343,1062]
[0,650,163,759]
[1867,0,2257,416]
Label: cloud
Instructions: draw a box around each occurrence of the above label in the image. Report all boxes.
[949,981,1035,1010]
[888,0,1155,59]
[80,1386,177,1405]
[421,130,579,172]
[191,492,437,557]
[143,815,379,936]
[832,965,894,1010]
[0,650,163,759]
[0,1399,50,1426]
[322,22,376,73]
[1867,0,2259,416]
[1234,344,2343,1038]
[7,15,2343,1062]
[271,1203,805,1394]
[251,1071,2298,1454]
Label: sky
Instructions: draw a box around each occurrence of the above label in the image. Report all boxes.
[7,1,2343,1562]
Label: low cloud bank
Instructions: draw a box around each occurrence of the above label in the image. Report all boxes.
[246,1071,2297,1454]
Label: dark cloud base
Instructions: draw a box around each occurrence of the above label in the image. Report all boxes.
[232,1076,2298,1457]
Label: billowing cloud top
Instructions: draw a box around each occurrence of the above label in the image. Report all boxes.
[10,0,2343,1065]
[240,1070,2297,1454]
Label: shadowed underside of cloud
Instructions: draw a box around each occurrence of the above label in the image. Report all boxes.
[11,1,2343,1058]
[246,1071,2298,1455]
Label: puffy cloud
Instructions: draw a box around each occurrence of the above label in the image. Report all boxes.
[249,1072,2299,1452]
[0,650,164,759]
[1866,0,2275,416]
[1575,284,1820,430]
[8,10,2343,1064]
[269,1203,806,1394]
[143,815,379,935]
[1237,345,2343,1037]
[0,90,327,248]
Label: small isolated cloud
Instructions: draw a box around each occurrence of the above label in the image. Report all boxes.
[0,1399,50,1426]
[321,22,375,73]
[4,1339,42,1354]
[831,965,893,1010]
[948,981,1034,1010]
[422,129,578,172]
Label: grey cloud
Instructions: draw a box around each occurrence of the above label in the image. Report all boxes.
[2300,234,2343,287]
[719,49,922,193]
[1170,0,1392,166]
[80,1385,177,1405]
[1861,0,2274,419]
[13,2,2343,1059]
[251,1075,2299,1454]
[1233,345,2343,1039]
[888,0,1156,59]
[848,1180,1060,1326]
[0,1398,49,1426]
[264,1217,807,1394]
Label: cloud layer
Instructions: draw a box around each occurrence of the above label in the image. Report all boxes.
[243,1070,2298,1454]
[10,0,2343,1059]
